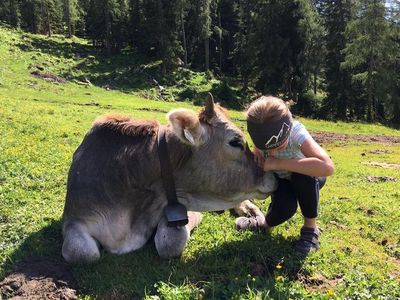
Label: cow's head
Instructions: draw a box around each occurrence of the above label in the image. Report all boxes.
[167,94,277,211]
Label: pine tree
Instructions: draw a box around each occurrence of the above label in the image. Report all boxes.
[342,0,397,122]
[11,0,20,27]
[213,0,239,73]
[17,0,63,35]
[384,0,399,124]
[318,0,354,120]
[63,0,80,37]
[199,0,212,72]
[85,0,128,53]
[235,1,313,100]
[233,0,258,90]
[178,0,189,67]
[297,0,325,96]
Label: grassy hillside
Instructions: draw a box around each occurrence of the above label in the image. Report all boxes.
[1,26,400,299]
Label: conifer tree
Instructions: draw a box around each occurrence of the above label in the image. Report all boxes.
[0,0,20,27]
[387,0,400,125]
[233,0,258,90]
[342,0,396,122]
[63,0,80,37]
[199,0,212,72]
[318,0,354,120]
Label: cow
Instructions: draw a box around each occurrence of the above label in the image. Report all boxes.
[62,95,276,263]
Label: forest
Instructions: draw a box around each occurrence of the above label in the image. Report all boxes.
[0,0,399,125]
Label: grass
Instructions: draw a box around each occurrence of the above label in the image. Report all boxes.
[1,25,400,299]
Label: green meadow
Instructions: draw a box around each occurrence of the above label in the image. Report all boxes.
[1,26,400,299]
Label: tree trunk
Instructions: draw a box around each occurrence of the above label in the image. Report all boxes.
[218,9,222,72]
[313,69,317,95]
[9,0,19,27]
[366,53,375,122]
[104,0,112,55]
[157,0,166,74]
[202,0,210,73]
[181,8,187,67]
[46,2,52,37]
[205,37,209,72]
[66,0,72,38]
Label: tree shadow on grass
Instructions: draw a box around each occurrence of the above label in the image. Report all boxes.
[19,34,93,60]
[16,35,159,93]
[1,221,308,299]
[15,34,211,101]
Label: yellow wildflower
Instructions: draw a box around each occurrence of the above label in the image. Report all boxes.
[326,289,334,296]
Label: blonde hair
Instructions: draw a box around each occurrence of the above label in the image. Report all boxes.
[246,96,291,124]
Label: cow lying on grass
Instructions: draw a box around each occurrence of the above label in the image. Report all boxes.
[62,95,276,263]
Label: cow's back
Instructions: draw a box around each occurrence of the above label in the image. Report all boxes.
[64,116,162,220]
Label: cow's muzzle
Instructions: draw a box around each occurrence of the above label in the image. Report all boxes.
[258,171,278,195]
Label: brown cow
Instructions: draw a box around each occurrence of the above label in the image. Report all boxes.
[62,95,276,263]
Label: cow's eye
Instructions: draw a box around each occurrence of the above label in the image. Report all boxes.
[229,139,244,150]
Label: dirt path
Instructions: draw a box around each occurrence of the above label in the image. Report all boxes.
[310,131,400,145]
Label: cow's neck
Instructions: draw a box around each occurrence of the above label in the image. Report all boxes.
[163,125,192,171]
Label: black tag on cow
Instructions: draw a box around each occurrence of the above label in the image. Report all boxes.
[164,203,188,227]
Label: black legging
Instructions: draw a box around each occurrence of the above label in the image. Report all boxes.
[265,173,326,227]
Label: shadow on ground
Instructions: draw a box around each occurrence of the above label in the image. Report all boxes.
[15,34,245,108]
[1,220,308,299]
[16,35,163,94]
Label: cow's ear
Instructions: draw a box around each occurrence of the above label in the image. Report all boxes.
[203,93,215,120]
[167,109,205,146]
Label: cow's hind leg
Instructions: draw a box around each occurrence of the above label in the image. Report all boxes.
[155,211,202,258]
[62,221,100,264]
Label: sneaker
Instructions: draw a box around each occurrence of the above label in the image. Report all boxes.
[295,226,321,253]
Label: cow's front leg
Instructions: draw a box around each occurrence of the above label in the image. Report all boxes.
[62,221,100,264]
[154,211,202,258]
[234,200,267,231]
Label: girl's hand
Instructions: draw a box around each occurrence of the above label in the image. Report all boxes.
[253,147,265,168]
[263,157,281,171]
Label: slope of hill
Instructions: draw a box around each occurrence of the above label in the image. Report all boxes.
[1,26,400,299]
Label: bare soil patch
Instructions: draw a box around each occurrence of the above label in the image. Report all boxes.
[31,70,66,83]
[368,150,394,154]
[310,131,400,145]
[366,176,397,183]
[363,162,400,169]
[0,257,77,300]
[297,272,343,293]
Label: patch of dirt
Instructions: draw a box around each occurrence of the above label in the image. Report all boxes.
[310,131,400,145]
[367,150,394,155]
[0,257,77,300]
[329,220,347,230]
[366,176,397,183]
[297,272,343,293]
[31,70,66,83]
[136,107,169,113]
[363,162,400,168]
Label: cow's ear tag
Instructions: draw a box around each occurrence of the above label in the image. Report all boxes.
[164,203,189,227]
[183,128,195,145]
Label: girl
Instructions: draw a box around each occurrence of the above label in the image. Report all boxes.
[238,96,334,253]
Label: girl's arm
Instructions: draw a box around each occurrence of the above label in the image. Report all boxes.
[252,147,265,168]
[263,138,335,177]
